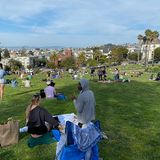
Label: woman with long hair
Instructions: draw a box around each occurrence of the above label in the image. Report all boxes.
[0,63,6,100]
[26,93,61,138]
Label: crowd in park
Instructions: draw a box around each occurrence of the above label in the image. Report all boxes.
[0,62,106,159]
[1,61,160,101]
[0,61,160,159]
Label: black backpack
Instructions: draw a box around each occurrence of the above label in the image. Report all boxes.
[40,89,46,98]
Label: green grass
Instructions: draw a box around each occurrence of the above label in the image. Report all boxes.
[0,69,160,160]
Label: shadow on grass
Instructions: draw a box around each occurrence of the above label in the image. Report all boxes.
[9,88,41,96]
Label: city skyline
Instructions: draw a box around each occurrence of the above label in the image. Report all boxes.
[0,0,160,47]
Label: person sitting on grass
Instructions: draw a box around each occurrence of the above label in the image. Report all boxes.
[24,77,31,88]
[149,74,155,80]
[25,94,62,137]
[155,72,160,81]
[44,81,57,99]
[119,73,130,83]
[11,78,18,87]
[25,94,63,147]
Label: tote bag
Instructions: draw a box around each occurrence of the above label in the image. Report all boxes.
[0,118,19,147]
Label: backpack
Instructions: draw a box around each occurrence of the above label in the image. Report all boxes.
[40,89,46,98]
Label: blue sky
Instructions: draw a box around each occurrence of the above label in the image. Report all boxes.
[0,0,160,47]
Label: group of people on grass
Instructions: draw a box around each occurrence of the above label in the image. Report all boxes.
[19,78,99,159]
[149,72,160,81]
[90,67,131,83]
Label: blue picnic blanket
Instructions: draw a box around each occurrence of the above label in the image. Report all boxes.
[56,120,101,160]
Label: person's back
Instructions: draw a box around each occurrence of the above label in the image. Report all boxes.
[11,79,18,87]
[26,94,59,136]
[44,85,55,98]
[24,79,31,87]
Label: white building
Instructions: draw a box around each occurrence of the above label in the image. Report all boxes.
[14,56,37,68]
[1,58,10,66]
[141,42,160,61]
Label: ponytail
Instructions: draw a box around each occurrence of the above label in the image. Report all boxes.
[25,93,41,123]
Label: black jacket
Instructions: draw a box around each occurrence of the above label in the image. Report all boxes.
[27,106,59,135]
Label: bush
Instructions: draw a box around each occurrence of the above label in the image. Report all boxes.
[145,66,160,73]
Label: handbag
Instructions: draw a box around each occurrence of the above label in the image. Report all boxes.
[0,118,19,147]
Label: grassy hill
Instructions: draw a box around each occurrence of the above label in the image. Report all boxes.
[0,69,160,160]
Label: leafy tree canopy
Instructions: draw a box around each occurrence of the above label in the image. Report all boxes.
[154,47,160,61]
[111,46,128,64]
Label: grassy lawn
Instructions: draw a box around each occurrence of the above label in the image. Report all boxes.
[0,68,160,160]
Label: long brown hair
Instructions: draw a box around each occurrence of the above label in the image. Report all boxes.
[25,93,41,123]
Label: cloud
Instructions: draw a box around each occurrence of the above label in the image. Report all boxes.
[0,0,160,46]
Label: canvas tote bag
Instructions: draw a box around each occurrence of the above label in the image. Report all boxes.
[0,118,19,147]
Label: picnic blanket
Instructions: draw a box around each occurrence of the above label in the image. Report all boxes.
[28,131,56,148]
[55,113,101,160]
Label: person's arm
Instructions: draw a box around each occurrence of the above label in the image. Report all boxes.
[53,88,56,95]
[42,108,59,128]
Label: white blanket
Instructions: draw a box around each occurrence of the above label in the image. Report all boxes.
[55,113,77,155]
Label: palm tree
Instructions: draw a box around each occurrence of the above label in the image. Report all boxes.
[139,29,159,67]
[137,34,144,62]
[50,51,58,66]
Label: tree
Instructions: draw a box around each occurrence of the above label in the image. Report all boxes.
[128,52,138,61]
[137,34,143,62]
[86,59,97,67]
[3,49,10,58]
[99,55,107,64]
[111,47,128,64]
[8,59,22,71]
[4,65,11,72]
[61,57,76,70]
[154,47,160,62]
[93,49,102,62]
[50,52,58,66]
[46,61,56,69]
[34,58,47,67]
[139,29,159,66]
[77,52,86,67]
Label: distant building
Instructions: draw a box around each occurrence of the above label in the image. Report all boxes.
[10,51,18,58]
[1,58,10,66]
[54,48,73,66]
[141,41,160,61]
[14,56,37,68]
[127,45,140,53]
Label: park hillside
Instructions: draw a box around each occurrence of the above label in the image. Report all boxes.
[0,64,160,160]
